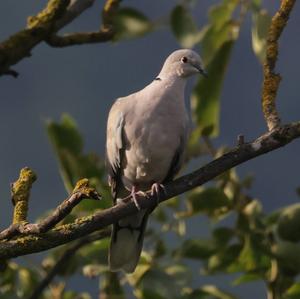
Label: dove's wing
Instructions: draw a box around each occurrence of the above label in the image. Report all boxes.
[106,99,126,201]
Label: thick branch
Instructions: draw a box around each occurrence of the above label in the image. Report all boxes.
[28,229,110,299]
[261,0,296,130]
[0,122,299,260]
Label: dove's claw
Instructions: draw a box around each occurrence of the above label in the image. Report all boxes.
[151,183,166,205]
[131,186,147,210]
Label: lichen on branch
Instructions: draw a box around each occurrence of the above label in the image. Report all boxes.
[261,0,296,131]
[11,167,36,224]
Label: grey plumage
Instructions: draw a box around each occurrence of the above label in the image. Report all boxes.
[106,49,205,273]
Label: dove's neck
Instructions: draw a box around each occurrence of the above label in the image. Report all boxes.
[155,72,187,91]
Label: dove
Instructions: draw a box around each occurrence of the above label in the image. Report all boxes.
[106,49,206,273]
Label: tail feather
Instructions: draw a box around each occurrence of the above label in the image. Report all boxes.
[109,210,148,273]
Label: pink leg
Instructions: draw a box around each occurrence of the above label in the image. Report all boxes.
[150,183,166,205]
[131,185,147,210]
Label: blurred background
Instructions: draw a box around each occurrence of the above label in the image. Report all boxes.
[0,1,299,298]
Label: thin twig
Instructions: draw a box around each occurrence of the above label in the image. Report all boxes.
[46,0,120,47]
[54,0,96,30]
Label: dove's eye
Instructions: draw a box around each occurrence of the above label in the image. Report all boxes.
[181,56,188,63]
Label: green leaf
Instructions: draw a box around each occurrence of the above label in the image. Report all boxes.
[192,41,234,137]
[233,272,263,286]
[184,285,238,299]
[114,7,152,40]
[208,0,239,30]
[251,9,272,64]
[47,114,110,210]
[201,0,240,64]
[175,238,217,260]
[207,244,242,273]
[212,227,234,246]
[277,203,300,242]
[272,240,300,275]
[238,235,269,272]
[137,268,181,299]
[17,267,39,297]
[170,5,203,48]
[183,187,231,218]
[200,285,238,299]
[284,282,300,299]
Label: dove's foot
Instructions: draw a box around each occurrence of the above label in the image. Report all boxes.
[131,186,147,210]
[151,183,166,205]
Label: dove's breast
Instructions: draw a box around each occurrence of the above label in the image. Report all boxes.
[121,89,188,191]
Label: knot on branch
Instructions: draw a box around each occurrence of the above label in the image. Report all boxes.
[73,178,102,201]
[11,167,36,224]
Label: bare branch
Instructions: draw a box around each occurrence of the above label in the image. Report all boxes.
[0,121,299,260]
[262,0,296,131]
[28,229,110,299]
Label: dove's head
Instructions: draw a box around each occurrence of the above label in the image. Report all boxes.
[159,49,206,79]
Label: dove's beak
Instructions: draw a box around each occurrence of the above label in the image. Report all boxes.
[191,62,208,77]
[199,68,208,78]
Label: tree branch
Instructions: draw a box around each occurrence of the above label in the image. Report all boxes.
[53,0,96,31]
[0,178,101,241]
[46,0,120,47]
[0,0,70,76]
[261,0,296,130]
[0,0,119,76]
[0,122,299,260]
[28,229,110,299]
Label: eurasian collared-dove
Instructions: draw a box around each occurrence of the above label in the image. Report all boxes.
[106,49,206,273]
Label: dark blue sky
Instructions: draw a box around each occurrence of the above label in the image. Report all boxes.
[0,1,299,298]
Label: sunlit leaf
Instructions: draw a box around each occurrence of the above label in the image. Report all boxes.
[284,282,300,299]
[233,272,263,286]
[192,41,234,137]
[17,267,39,297]
[251,9,271,64]
[238,235,269,272]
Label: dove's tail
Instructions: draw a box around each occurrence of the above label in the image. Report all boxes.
[109,208,149,273]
